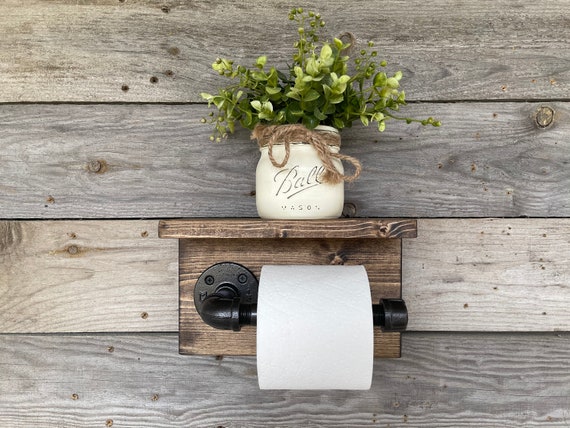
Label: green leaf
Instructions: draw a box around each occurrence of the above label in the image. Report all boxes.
[320,44,332,60]
[256,55,267,68]
[251,100,262,111]
[252,71,268,81]
[329,94,344,104]
[213,96,225,109]
[360,115,369,126]
[386,77,400,89]
[200,93,213,101]
[285,89,302,101]
[314,106,327,121]
[373,72,387,87]
[374,99,387,110]
[265,86,282,95]
[259,103,274,120]
[303,89,320,102]
[323,103,336,115]
[372,112,385,122]
[333,117,345,129]
[323,84,332,100]
[334,38,344,50]
[241,109,253,128]
[380,87,394,98]
[285,102,304,122]
[306,57,319,76]
[303,115,319,129]
[275,109,286,123]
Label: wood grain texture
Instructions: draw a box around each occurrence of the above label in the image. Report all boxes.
[1,0,568,424]
[2,219,570,334]
[179,237,402,357]
[1,102,569,218]
[0,332,567,427]
[0,1,568,102]
[404,219,570,332]
[0,220,178,333]
[159,218,417,239]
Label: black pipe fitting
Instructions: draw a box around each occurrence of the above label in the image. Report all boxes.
[194,262,408,333]
[194,263,258,331]
[372,299,408,332]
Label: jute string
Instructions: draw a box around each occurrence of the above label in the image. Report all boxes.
[251,124,362,184]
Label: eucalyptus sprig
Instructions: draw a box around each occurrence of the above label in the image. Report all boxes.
[201,7,440,141]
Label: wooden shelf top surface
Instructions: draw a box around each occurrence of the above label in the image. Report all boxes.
[158,218,417,240]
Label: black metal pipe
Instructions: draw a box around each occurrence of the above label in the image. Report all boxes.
[195,262,407,333]
[199,297,406,332]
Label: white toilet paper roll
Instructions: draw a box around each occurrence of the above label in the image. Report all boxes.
[257,265,374,390]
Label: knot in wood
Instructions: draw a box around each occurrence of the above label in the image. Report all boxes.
[338,32,357,55]
[329,252,347,265]
[536,106,554,128]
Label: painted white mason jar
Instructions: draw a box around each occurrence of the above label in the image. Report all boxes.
[256,125,344,220]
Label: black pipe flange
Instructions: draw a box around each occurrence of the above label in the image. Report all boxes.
[194,262,258,331]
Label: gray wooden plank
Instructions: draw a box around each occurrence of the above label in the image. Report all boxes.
[2,219,569,333]
[1,102,569,218]
[0,220,178,333]
[404,219,570,332]
[0,104,257,218]
[0,332,567,427]
[0,0,568,102]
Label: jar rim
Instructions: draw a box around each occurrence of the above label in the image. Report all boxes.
[259,142,341,152]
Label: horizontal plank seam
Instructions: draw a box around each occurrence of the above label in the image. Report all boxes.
[0,99,569,107]
[0,331,565,338]
[5,216,570,221]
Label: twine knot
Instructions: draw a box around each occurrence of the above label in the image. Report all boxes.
[251,124,362,184]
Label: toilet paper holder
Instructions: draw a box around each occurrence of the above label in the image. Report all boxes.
[158,218,416,357]
[194,262,408,333]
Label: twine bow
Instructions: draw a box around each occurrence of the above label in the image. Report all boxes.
[251,124,362,184]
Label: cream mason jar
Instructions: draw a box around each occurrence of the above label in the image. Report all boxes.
[255,125,344,220]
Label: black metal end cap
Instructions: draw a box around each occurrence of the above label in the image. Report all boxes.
[379,299,408,332]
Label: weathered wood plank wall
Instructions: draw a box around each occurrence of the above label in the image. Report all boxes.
[1,1,567,102]
[2,219,569,333]
[0,333,568,427]
[1,0,569,426]
[0,103,568,218]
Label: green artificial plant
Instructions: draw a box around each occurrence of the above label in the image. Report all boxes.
[201,7,440,141]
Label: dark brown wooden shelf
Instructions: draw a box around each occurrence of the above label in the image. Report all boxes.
[158,218,417,239]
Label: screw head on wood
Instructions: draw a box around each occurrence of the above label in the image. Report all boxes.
[88,160,102,173]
